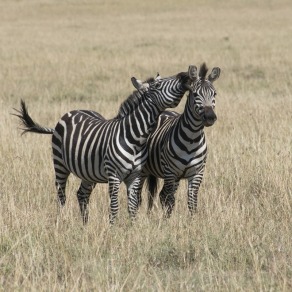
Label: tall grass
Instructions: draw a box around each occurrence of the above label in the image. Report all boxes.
[0,0,291,290]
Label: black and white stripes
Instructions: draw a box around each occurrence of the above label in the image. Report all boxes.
[14,67,196,224]
[135,63,221,216]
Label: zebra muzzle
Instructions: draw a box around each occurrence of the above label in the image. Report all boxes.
[202,107,217,127]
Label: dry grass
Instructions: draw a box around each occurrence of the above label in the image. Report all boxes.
[1,0,292,290]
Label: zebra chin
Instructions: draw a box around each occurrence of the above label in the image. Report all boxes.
[203,119,216,127]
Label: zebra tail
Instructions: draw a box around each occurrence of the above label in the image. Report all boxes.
[12,99,55,135]
[146,174,158,212]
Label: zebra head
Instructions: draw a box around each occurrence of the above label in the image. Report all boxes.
[131,66,196,110]
[189,63,221,127]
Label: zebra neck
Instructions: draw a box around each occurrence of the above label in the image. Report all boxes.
[125,98,162,140]
[176,100,204,140]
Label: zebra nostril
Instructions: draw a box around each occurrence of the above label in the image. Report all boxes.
[204,114,216,121]
[205,117,214,123]
[203,106,217,123]
[203,112,217,126]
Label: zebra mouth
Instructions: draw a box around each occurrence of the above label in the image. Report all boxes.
[201,116,216,127]
[204,120,215,127]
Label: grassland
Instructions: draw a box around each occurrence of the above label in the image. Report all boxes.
[0,0,291,290]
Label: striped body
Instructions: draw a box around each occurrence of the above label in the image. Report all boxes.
[144,109,207,180]
[52,110,150,184]
[136,64,221,216]
[15,67,195,224]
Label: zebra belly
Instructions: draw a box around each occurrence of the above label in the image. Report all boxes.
[53,111,149,184]
[62,150,108,183]
[61,144,148,183]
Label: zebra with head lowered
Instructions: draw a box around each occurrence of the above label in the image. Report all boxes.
[135,63,221,217]
[14,66,196,224]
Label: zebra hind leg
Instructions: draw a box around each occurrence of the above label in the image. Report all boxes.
[55,174,69,226]
[77,181,96,225]
[55,179,68,206]
[53,153,71,207]
[159,180,180,218]
[146,174,158,214]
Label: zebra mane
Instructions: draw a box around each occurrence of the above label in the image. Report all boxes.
[199,63,208,80]
[115,77,155,119]
[115,71,190,119]
[176,71,190,84]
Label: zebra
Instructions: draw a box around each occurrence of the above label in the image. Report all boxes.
[135,63,221,217]
[14,66,196,224]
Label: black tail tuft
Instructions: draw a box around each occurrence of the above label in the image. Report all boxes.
[12,99,54,135]
[146,174,158,212]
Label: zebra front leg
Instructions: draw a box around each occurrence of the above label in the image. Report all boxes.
[187,167,205,215]
[159,179,180,218]
[108,177,121,224]
[77,181,96,225]
[125,176,145,221]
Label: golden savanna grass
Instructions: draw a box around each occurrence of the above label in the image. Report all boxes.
[0,0,291,290]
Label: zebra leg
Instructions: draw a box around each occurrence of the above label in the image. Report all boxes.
[125,176,146,220]
[147,175,158,214]
[159,179,180,217]
[108,177,121,224]
[187,167,205,215]
[137,176,146,208]
[54,157,70,207]
[54,163,70,225]
[55,176,69,225]
[55,177,68,207]
[77,180,96,225]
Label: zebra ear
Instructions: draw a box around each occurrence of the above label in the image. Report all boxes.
[208,67,221,83]
[155,73,162,80]
[131,77,144,90]
[188,65,197,81]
